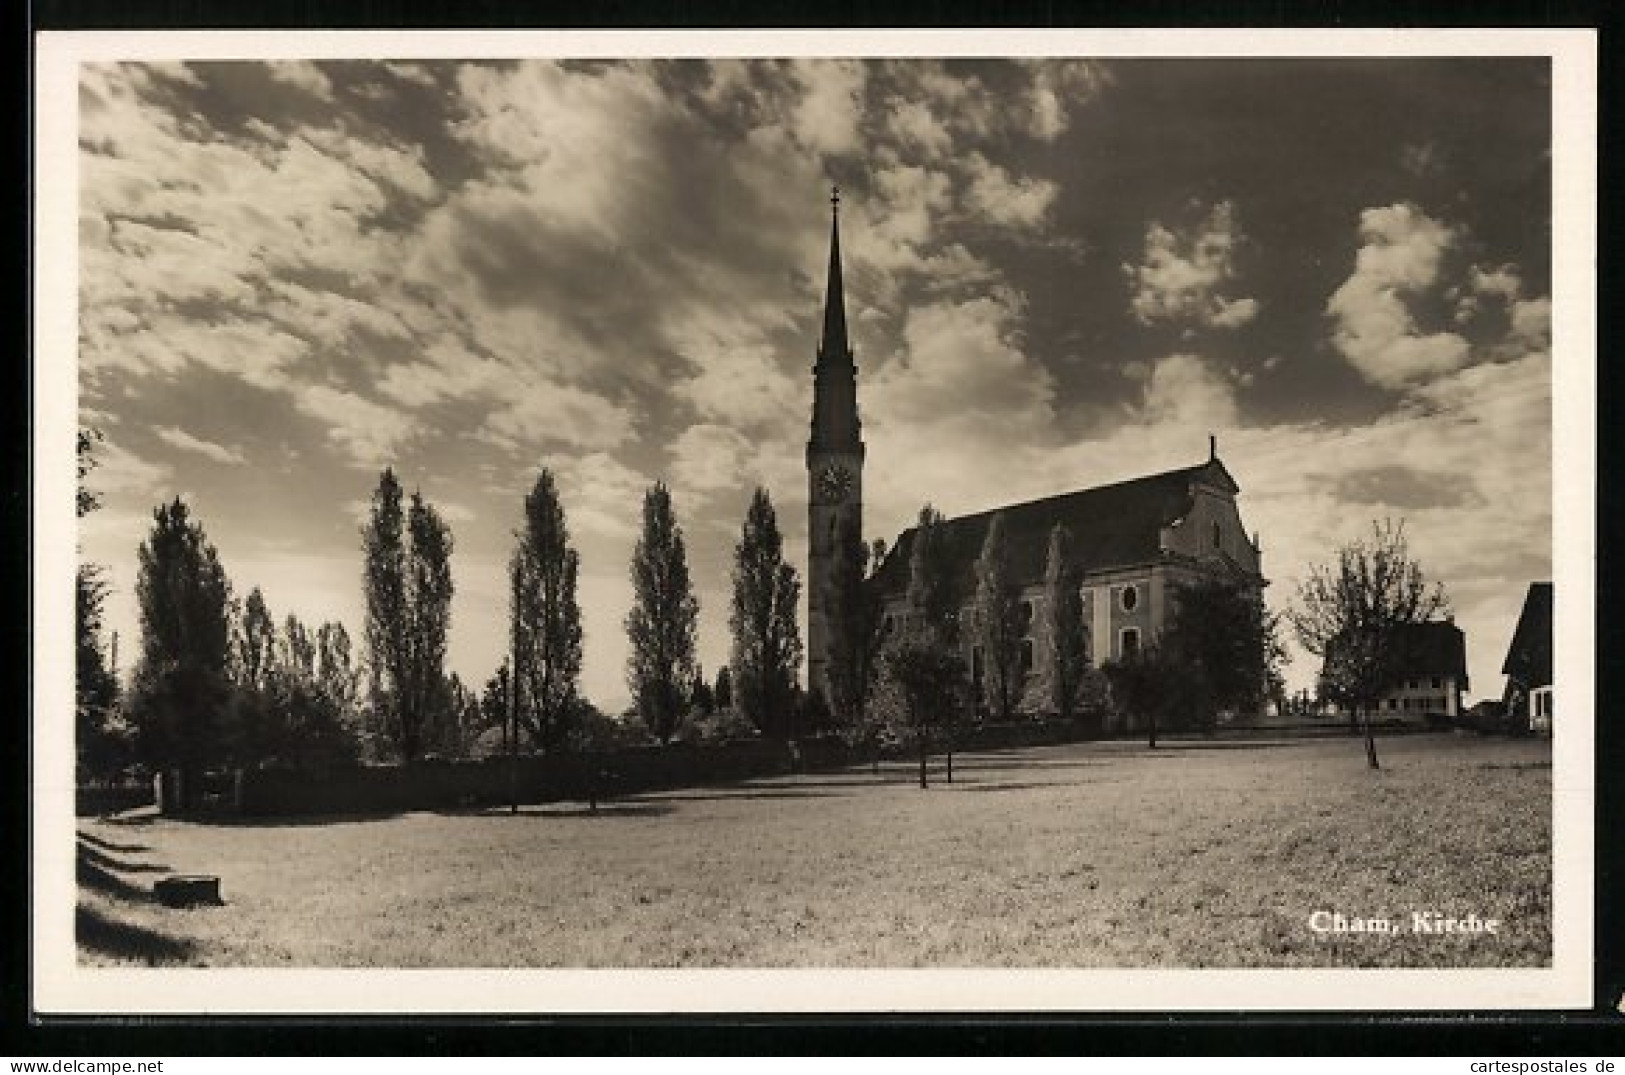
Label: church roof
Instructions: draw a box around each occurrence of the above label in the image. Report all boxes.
[872,457,1242,597]
[1501,581,1552,688]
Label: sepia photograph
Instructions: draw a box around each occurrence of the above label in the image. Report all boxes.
[32,29,1596,1014]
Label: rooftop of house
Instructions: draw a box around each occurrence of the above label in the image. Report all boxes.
[1501,581,1553,687]
[1385,620,1469,682]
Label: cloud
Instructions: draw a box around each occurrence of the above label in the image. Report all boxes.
[154,427,248,465]
[480,384,637,455]
[295,385,415,467]
[1326,203,1470,388]
[265,61,334,101]
[1126,200,1258,330]
[1018,59,1113,142]
[963,152,1057,230]
[1331,464,1486,509]
[1138,353,1241,429]
[788,59,866,156]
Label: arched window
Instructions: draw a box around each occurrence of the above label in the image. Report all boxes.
[1120,584,1139,613]
[1212,521,1222,549]
[1020,639,1034,676]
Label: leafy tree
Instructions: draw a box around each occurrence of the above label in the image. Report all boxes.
[363,469,409,751]
[690,667,716,716]
[361,470,455,762]
[625,482,700,745]
[1289,520,1449,769]
[713,665,733,712]
[481,662,517,751]
[823,518,887,750]
[315,620,359,716]
[128,498,234,804]
[1042,523,1089,723]
[75,429,124,780]
[510,469,584,754]
[1160,577,1282,731]
[230,587,277,693]
[1102,643,1175,749]
[728,487,803,741]
[973,513,1024,722]
[403,494,455,759]
[879,505,969,787]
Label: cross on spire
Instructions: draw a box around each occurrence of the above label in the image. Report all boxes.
[830,184,840,213]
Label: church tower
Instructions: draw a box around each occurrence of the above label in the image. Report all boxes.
[807,187,864,705]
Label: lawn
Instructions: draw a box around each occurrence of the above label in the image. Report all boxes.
[74,732,1552,968]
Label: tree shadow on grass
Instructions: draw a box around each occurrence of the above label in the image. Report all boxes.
[76,902,198,965]
[449,801,676,819]
[76,850,159,904]
[196,810,406,829]
[1132,740,1301,755]
[76,832,151,855]
[942,780,1086,794]
[76,838,171,876]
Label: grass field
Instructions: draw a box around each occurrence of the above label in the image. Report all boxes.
[74,732,1552,968]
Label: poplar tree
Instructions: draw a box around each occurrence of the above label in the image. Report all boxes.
[625,482,699,745]
[129,498,234,801]
[510,468,584,753]
[728,487,803,740]
[1043,523,1088,723]
[973,513,1024,722]
[362,469,455,762]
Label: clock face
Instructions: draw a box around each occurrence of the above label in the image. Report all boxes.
[818,463,853,502]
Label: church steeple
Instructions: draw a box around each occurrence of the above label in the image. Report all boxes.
[806,186,864,708]
[809,186,861,454]
[819,186,851,366]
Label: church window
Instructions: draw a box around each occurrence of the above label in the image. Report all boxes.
[1020,639,1034,676]
[1120,627,1140,660]
[1080,627,1092,665]
[1212,521,1222,549]
[1019,599,1034,633]
[882,614,894,636]
[1120,584,1139,613]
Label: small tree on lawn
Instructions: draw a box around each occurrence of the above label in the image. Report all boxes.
[1288,519,1449,770]
[626,482,700,745]
[1102,644,1173,749]
[973,513,1024,723]
[880,505,968,787]
[1042,523,1089,724]
[510,468,584,754]
[728,487,802,742]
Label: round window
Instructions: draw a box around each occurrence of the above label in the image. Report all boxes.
[1120,584,1139,612]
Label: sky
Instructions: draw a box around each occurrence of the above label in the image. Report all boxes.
[72,54,1555,712]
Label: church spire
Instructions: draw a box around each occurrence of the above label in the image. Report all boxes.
[819,185,850,364]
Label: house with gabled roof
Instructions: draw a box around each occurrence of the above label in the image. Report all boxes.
[1372,620,1469,726]
[1502,581,1553,733]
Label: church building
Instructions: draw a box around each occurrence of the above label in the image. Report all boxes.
[804,193,1266,729]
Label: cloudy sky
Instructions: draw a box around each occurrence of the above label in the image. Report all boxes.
[72,53,1554,710]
